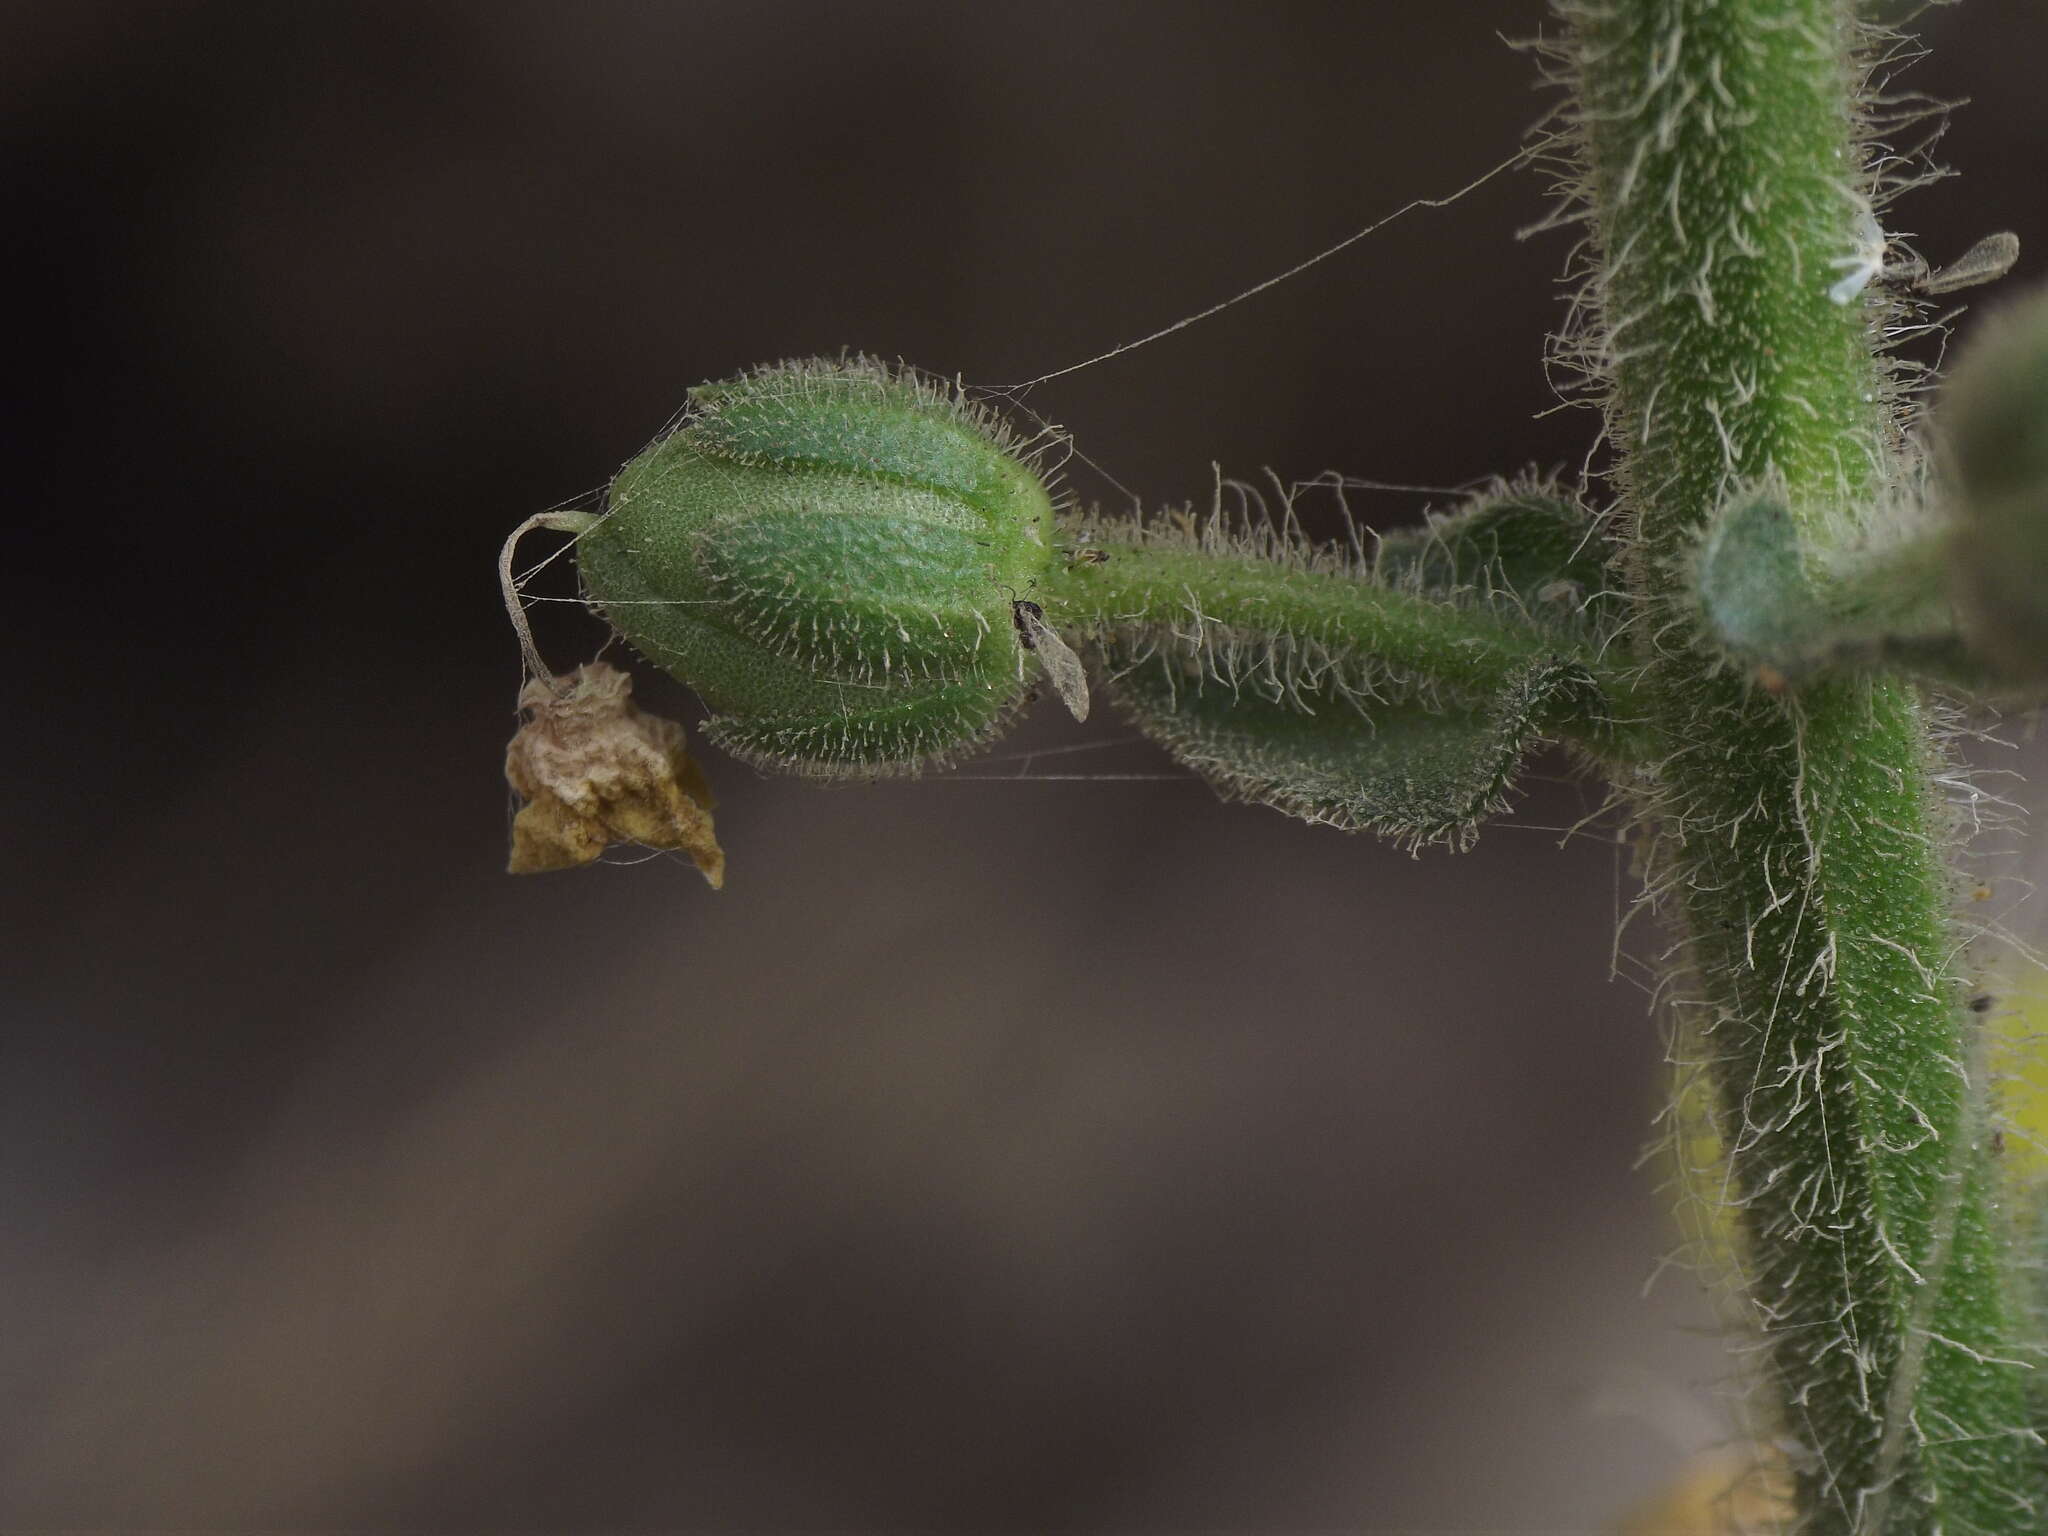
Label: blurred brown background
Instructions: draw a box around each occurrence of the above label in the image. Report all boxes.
[6,2,2045,1529]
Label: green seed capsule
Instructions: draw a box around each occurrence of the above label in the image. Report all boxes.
[1944,284,2048,683]
[1947,284,2048,507]
[575,357,1063,775]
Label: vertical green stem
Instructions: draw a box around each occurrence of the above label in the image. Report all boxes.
[1560,2,2035,1531]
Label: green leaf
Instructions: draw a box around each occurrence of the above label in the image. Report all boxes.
[1373,486,1623,640]
[1109,651,1592,851]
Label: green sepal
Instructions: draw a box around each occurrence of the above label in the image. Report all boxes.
[1110,651,1594,851]
[704,675,1021,779]
[698,502,1015,685]
[688,359,1056,536]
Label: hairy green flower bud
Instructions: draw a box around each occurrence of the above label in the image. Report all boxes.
[575,357,1063,775]
[1946,285,2048,683]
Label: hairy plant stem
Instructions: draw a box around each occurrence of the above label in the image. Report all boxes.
[1042,540,1657,762]
[1562,2,2035,1531]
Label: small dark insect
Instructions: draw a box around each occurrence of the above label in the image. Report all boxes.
[1991,1130,2007,1156]
[1968,994,1994,1013]
[1067,548,1110,567]
[1011,599,1045,649]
